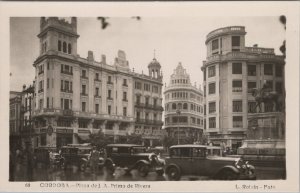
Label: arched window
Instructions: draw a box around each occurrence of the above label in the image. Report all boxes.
[58,40,61,51]
[172,103,177,110]
[68,43,72,54]
[178,103,182,110]
[63,42,67,53]
[183,103,188,109]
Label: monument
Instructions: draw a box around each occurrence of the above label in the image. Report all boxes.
[237,82,286,171]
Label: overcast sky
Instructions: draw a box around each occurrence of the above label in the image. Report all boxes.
[10,17,285,91]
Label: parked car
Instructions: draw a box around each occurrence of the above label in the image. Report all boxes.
[61,144,104,171]
[33,146,56,167]
[104,144,165,177]
[60,146,88,171]
[164,144,256,181]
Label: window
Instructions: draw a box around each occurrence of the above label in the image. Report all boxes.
[61,98,63,109]
[233,100,242,112]
[232,63,242,74]
[57,119,72,127]
[123,92,127,101]
[64,99,69,110]
[95,73,99,80]
[47,62,50,70]
[95,104,99,114]
[108,90,112,99]
[144,83,150,91]
[135,82,142,89]
[264,64,273,75]
[82,85,86,95]
[232,36,240,47]
[123,107,127,116]
[82,70,87,78]
[172,103,177,110]
[123,79,127,86]
[145,97,149,106]
[212,39,219,50]
[275,82,283,94]
[233,116,243,128]
[232,80,242,92]
[47,97,49,108]
[275,65,283,77]
[208,65,216,77]
[265,103,274,112]
[208,82,216,94]
[152,85,159,93]
[95,87,99,96]
[82,102,86,112]
[136,95,141,104]
[58,40,61,51]
[65,81,69,91]
[70,100,72,109]
[265,80,273,89]
[47,78,49,89]
[209,117,216,128]
[39,99,43,109]
[108,105,111,114]
[63,42,67,53]
[248,101,256,113]
[209,102,216,113]
[79,120,88,128]
[183,103,188,110]
[248,82,256,93]
[248,64,256,76]
[107,76,112,83]
[153,98,157,107]
[68,43,71,54]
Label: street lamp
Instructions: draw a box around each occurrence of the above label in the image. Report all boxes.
[176,109,181,145]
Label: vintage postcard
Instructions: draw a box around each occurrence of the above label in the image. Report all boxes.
[0,1,299,192]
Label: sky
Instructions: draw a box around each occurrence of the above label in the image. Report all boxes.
[10,17,285,91]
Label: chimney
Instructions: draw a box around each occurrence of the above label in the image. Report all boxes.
[23,84,26,91]
[253,44,258,47]
[87,51,94,62]
[101,54,106,64]
[71,17,77,31]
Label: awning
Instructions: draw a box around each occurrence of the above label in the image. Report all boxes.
[77,133,90,141]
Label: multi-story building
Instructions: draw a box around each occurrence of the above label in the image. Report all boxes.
[31,17,164,148]
[201,26,285,149]
[164,63,204,144]
[133,58,164,146]
[9,91,22,149]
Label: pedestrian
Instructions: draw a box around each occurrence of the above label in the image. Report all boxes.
[23,143,34,181]
[9,149,15,181]
[14,148,23,181]
[90,147,100,174]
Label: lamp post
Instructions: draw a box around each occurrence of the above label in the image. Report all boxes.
[176,109,181,145]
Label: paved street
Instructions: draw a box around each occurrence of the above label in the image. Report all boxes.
[12,163,285,181]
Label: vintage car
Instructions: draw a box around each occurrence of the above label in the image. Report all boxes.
[61,144,104,171]
[60,146,88,171]
[164,145,256,181]
[33,146,56,167]
[104,144,165,177]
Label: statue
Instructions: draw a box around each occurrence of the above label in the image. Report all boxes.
[250,81,283,113]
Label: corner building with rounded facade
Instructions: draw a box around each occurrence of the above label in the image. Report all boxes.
[164,63,204,144]
[201,26,285,149]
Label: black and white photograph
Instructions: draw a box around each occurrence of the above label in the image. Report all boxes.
[1,1,299,192]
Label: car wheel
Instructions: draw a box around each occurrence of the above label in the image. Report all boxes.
[221,169,238,180]
[137,163,150,177]
[166,166,181,181]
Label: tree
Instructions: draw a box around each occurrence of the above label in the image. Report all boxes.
[126,133,143,145]
[89,131,113,149]
[161,135,177,149]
